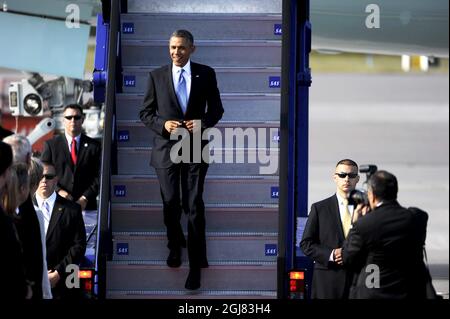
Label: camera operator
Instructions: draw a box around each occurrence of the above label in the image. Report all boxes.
[342,170,430,299]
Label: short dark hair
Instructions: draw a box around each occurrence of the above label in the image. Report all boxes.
[63,104,84,115]
[368,170,398,201]
[0,141,13,176]
[170,29,194,46]
[336,159,358,170]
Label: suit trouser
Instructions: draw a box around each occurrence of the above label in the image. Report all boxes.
[155,163,209,269]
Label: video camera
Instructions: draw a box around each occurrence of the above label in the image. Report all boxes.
[347,164,377,206]
[8,73,92,117]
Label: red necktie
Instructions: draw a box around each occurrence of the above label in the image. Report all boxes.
[71,137,77,165]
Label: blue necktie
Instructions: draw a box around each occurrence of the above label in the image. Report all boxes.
[176,69,187,113]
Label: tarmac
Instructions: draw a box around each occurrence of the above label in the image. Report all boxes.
[309,72,449,298]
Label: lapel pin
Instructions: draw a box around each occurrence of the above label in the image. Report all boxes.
[84,143,88,147]
[195,75,200,78]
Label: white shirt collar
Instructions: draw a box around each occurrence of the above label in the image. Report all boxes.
[35,191,57,209]
[65,133,81,147]
[336,192,349,205]
[172,60,192,77]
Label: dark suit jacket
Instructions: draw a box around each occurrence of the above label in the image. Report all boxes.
[342,201,429,299]
[300,194,353,299]
[0,207,28,299]
[0,125,13,140]
[44,195,86,298]
[41,134,101,210]
[15,196,43,299]
[139,62,224,168]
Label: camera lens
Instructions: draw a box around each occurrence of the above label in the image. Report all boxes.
[347,189,369,206]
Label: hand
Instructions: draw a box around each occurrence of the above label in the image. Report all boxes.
[334,248,343,265]
[184,120,201,133]
[164,120,182,134]
[48,270,61,288]
[76,196,88,211]
[58,189,73,201]
[352,203,371,223]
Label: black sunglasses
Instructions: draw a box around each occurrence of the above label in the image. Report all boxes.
[64,115,82,121]
[335,172,359,179]
[42,174,56,180]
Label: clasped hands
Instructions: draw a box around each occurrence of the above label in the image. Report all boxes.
[164,120,201,134]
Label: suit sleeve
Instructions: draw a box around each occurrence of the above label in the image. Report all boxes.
[54,205,87,276]
[139,72,167,136]
[41,139,52,164]
[202,68,224,129]
[300,204,334,266]
[342,224,367,271]
[82,142,101,200]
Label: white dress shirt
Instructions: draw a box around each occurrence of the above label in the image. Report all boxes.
[34,207,53,299]
[65,133,81,153]
[329,193,355,262]
[35,191,57,235]
[33,194,55,299]
[172,60,192,102]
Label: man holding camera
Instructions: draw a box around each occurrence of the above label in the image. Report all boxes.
[342,170,430,299]
[301,159,360,299]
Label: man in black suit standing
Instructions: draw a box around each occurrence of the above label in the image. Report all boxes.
[301,159,360,298]
[34,162,86,299]
[41,104,101,211]
[342,170,429,299]
[139,30,224,290]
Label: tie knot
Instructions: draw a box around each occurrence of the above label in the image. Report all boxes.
[343,198,349,206]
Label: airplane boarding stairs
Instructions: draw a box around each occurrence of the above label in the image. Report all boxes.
[106,0,282,299]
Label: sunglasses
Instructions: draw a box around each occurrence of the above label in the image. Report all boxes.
[42,174,56,180]
[335,172,359,179]
[64,115,82,121]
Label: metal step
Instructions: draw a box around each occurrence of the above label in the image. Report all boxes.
[111,175,280,204]
[122,66,281,94]
[116,93,281,122]
[122,40,281,67]
[116,121,280,148]
[117,147,279,176]
[127,0,282,14]
[111,203,278,233]
[121,13,282,41]
[107,261,276,291]
[112,231,278,262]
[107,289,276,299]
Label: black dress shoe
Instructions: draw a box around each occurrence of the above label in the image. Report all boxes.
[185,268,201,290]
[166,248,182,268]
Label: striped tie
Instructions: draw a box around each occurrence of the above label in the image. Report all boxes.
[176,69,187,113]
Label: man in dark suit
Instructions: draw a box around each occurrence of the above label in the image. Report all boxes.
[342,170,429,299]
[300,159,360,298]
[41,104,101,211]
[34,162,86,299]
[139,30,224,290]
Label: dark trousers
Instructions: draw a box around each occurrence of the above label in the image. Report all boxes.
[155,163,209,269]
